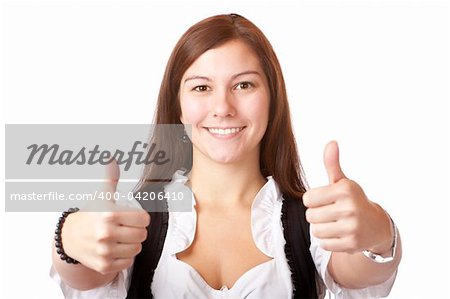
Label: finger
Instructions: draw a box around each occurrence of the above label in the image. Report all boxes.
[324,140,346,184]
[305,204,340,224]
[319,238,348,252]
[115,210,151,228]
[310,222,345,239]
[113,226,148,244]
[320,236,361,253]
[105,258,134,273]
[111,243,143,259]
[104,158,120,194]
[303,185,337,208]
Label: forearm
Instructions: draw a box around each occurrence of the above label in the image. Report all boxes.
[328,233,402,289]
[52,241,118,291]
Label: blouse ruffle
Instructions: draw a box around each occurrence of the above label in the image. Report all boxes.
[167,173,281,259]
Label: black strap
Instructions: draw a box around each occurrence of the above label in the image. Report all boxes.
[281,196,318,299]
[127,195,317,299]
[126,211,169,299]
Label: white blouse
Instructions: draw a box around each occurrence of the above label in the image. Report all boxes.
[50,171,397,299]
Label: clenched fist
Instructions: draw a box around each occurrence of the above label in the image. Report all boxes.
[61,160,151,275]
[303,141,393,255]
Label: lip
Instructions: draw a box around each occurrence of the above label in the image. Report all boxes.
[203,126,246,139]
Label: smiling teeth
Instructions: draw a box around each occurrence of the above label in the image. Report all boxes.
[208,127,243,135]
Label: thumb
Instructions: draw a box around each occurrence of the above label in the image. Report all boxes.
[104,158,120,195]
[84,158,121,211]
[324,140,346,184]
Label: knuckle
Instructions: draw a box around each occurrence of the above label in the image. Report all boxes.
[101,211,118,223]
[95,259,113,274]
[339,181,354,197]
[139,229,148,242]
[96,244,112,258]
[302,192,310,206]
[305,209,314,223]
[341,179,361,196]
[320,240,332,252]
[95,225,114,241]
[340,201,357,218]
[348,179,361,190]
[134,243,143,255]
[311,225,319,237]
[312,226,324,239]
[123,258,134,269]
[142,212,151,226]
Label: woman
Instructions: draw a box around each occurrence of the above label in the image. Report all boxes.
[51,14,402,298]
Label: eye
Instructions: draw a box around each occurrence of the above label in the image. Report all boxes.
[192,85,210,92]
[234,81,254,90]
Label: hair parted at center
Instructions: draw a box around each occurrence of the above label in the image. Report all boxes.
[154,13,308,200]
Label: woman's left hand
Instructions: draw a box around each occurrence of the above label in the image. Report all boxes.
[303,141,393,254]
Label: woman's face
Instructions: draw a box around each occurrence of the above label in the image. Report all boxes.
[179,39,270,165]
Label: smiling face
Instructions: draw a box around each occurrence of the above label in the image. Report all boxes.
[179,39,270,165]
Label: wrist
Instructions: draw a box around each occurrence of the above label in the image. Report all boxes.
[363,211,398,263]
[55,207,80,264]
[368,238,393,257]
[368,210,394,255]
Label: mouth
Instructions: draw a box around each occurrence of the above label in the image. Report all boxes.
[204,126,246,137]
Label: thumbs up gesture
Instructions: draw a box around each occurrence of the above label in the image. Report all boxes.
[303,141,393,254]
[61,160,151,274]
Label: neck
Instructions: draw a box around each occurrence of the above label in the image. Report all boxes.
[188,149,266,209]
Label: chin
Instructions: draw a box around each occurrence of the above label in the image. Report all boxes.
[209,153,240,165]
[194,146,255,166]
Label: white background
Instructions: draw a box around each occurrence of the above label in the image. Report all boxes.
[0,0,449,298]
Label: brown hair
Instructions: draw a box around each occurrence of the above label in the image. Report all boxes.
[153,13,307,199]
[131,14,318,299]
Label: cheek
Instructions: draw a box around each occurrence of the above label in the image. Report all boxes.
[249,95,270,138]
[245,94,270,123]
[254,100,269,118]
[180,98,207,125]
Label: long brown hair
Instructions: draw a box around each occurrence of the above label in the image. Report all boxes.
[130,14,318,299]
[151,13,307,199]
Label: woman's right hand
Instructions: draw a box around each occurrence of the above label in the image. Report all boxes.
[60,160,151,275]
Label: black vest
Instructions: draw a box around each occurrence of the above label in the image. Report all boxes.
[126,195,318,299]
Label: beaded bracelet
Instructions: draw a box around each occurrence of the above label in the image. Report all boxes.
[55,207,80,264]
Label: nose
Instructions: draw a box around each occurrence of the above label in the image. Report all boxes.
[212,90,236,118]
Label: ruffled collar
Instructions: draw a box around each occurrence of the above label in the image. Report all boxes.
[165,171,282,258]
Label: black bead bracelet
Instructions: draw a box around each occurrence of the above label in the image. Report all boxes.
[55,207,80,264]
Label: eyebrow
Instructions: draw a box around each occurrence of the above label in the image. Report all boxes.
[183,70,261,83]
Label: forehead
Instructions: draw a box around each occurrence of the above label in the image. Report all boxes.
[182,39,263,80]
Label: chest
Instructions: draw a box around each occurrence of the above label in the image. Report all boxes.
[175,207,273,290]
